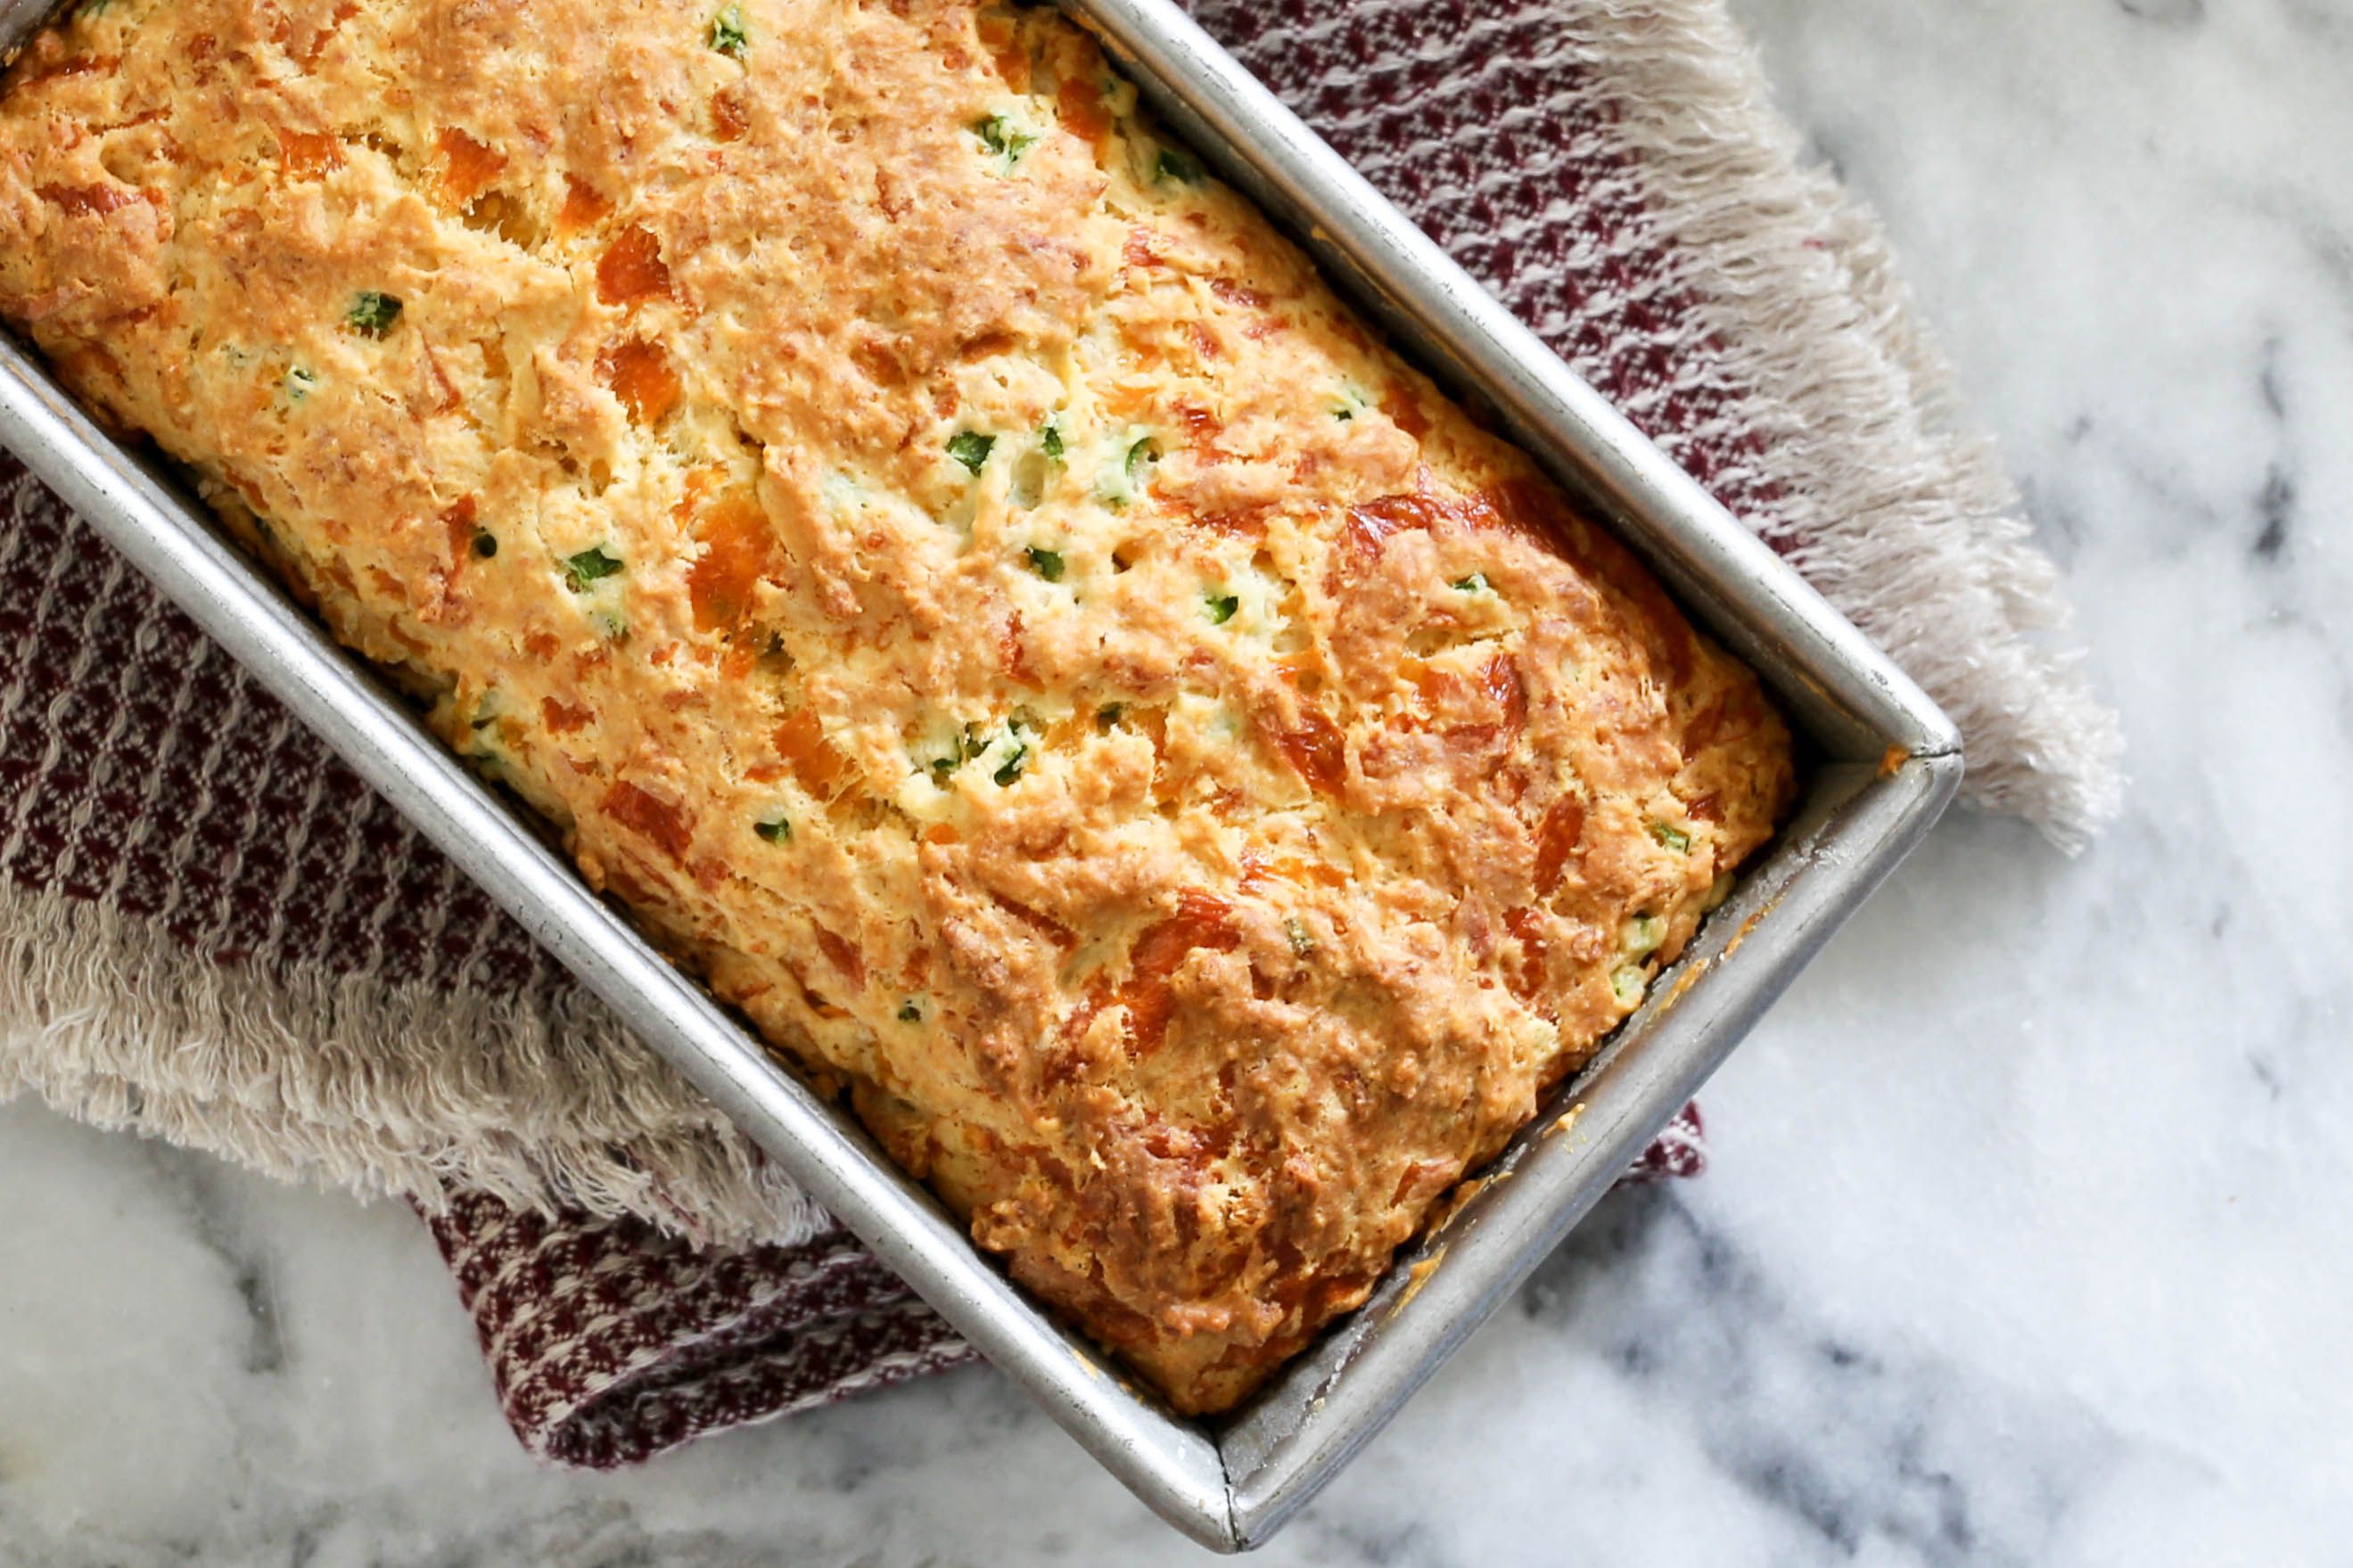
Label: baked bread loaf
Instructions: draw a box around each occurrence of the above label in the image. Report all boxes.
[0,0,1795,1412]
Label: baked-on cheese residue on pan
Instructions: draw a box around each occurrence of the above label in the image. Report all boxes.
[0,0,1795,1413]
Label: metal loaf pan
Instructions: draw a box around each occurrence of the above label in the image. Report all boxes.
[0,0,1961,1549]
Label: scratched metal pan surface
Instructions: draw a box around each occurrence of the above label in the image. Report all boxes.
[0,0,1961,1549]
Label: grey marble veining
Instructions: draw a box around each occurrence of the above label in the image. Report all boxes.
[4,0,2350,1562]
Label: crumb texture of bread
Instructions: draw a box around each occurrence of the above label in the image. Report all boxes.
[0,0,1795,1412]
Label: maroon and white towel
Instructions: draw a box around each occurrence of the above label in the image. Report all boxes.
[424,1105,1710,1467]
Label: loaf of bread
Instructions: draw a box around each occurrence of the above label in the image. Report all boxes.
[0,0,1794,1411]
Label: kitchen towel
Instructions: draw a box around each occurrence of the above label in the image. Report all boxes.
[425,1106,1711,1468]
[0,0,2121,1465]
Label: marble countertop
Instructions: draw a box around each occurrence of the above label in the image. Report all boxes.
[5,0,2349,1562]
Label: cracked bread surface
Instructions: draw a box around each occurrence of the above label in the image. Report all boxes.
[0,0,1795,1413]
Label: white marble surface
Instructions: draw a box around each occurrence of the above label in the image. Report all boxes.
[5,0,2350,1561]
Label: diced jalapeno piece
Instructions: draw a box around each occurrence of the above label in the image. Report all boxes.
[975,716,1037,786]
[1154,147,1202,185]
[897,998,924,1022]
[947,431,995,474]
[923,724,989,787]
[754,817,791,844]
[1024,546,1065,582]
[345,291,402,338]
[1452,572,1489,594]
[1039,422,1065,459]
[564,546,623,591]
[1623,911,1666,958]
[1097,431,1158,510]
[1205,592,1238,625]
[973,114,1034,162]
[1650,822,1692,854]
[708,4,748,56]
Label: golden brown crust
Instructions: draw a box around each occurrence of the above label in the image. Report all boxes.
[0,0,1795,1412]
